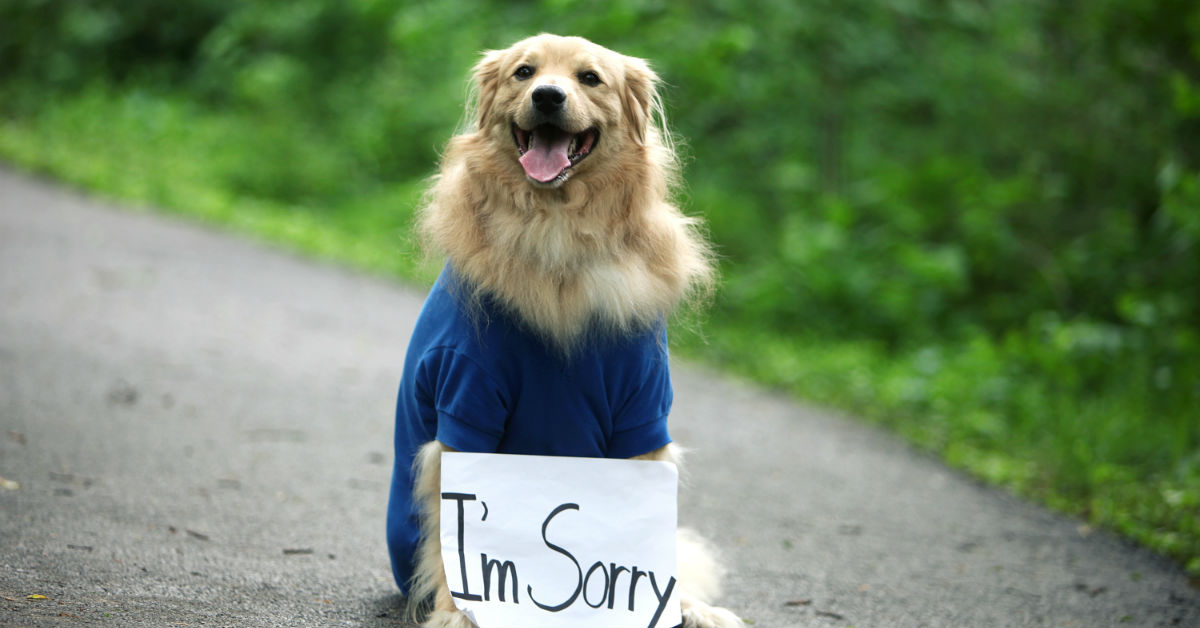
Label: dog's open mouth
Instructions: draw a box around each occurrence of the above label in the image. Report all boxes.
[512,124,598,184]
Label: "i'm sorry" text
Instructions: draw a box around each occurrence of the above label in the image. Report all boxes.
[441,492,678,628]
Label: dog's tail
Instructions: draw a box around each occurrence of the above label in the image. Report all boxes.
[676,527,727,604]
[406,440,448,623]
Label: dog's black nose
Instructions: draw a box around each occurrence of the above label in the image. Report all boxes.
[531,84,567,114]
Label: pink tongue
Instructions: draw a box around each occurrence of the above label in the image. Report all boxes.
[519,129,572,182]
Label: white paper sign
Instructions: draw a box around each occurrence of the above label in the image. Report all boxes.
[439,452,681,628]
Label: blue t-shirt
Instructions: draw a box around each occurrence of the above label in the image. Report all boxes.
[386,266,674,594]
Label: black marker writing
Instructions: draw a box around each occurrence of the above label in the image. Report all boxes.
[647,572,677,628]
[481,553,519,603]
[441,492,482,602]
[608,564,630,610]
[441,496,678,627]
[583,561,609,608]
[526,502,582,612]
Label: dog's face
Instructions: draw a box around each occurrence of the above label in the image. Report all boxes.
[471,34,661,188]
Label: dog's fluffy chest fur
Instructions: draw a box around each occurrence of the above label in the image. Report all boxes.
[419,139,712,353]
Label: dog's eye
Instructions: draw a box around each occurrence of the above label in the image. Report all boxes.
[514,65,535,80]
[578,70,602,87]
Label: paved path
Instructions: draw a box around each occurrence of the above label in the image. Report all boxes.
[1,167,1197,627]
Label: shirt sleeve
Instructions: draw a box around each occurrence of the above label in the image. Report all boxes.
[607,345,674,459]
[416,346,509,453]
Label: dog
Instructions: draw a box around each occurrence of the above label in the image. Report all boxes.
[385,33,742,628]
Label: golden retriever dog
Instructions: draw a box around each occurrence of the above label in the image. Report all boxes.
[385,33,742,628]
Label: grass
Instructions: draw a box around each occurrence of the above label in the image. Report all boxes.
[2,83,1197,577]
[680,323,1200,572]
[0,84,434,284]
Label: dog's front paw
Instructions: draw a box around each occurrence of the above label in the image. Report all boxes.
[421,608,476,628]
[681,599,745,628]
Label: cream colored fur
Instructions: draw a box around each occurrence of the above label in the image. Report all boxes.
[407,33,740,627]
[418,33,714,354]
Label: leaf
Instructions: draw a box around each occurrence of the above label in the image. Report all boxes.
[26,594,48,600]
[185,529,210,541]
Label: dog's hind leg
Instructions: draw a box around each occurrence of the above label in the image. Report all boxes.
[409,440,476,628]
[635,445,745,628]
[675,528,745,627]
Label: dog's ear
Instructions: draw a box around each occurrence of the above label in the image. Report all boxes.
[470,49,505,131]
[621,55,662,146]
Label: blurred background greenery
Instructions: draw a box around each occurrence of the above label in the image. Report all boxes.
[1,0,1197,575]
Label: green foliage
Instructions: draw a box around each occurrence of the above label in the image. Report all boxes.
[0,85,428,280]
[1,0,1198,575]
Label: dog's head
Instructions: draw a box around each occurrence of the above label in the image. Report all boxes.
[468,34,665,188]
